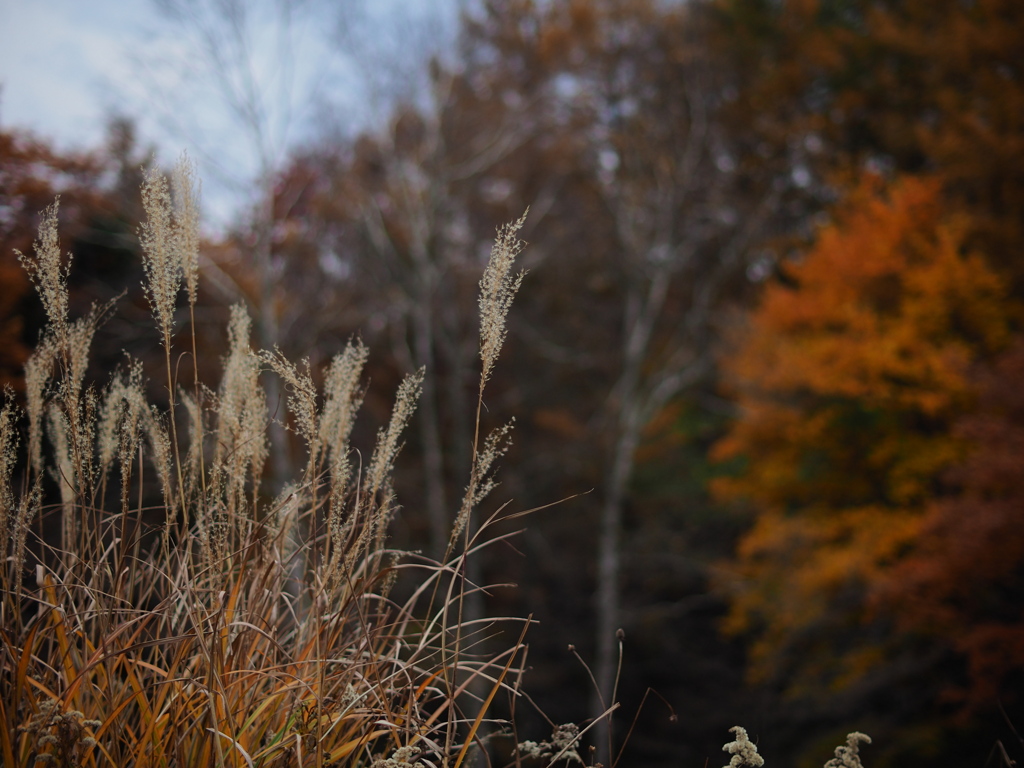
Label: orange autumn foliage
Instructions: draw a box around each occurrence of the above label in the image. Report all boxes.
[876,339,1024,713]
[713,175,1013,696]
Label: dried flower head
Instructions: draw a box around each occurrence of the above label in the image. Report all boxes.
[824,732,871,768]
[19,699,101,766]
[371,745,425,768]
[723,726,764,768]
[516,723,584,765]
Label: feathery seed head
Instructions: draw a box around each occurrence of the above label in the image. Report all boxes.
[320,339,368,462]
[180,389,206,493]
[23,337,55,477]
[479,210,528,383]
[213,305,267,518]
[99,361,148,513]
[98,360,145,470]
[0,390,20,547]
[172,152,202,306]
[260,350,319,450]
[46,405,75,533]
[140,166,182,341]
[144,405,175,513]
[451,418,514,546]
[97,388,126,473]
[218,305,260,449]
[368,367,423,496]
[321,339,368,517]
[63,305,105,408]
[12,482,40,590]
[16,198,71,340]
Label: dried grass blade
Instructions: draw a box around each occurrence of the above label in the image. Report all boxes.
[121,656,157,726]
[452,619,530,768]
[43,604,83,705]
[326,728,392,763]
[0,689,15,768]
[25,674,61,700]
[236,690,287,745]
[13,622,41,715]
[207,728,256,768]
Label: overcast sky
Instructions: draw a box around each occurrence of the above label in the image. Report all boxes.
[0,0,155,148]
[0,0,458,228]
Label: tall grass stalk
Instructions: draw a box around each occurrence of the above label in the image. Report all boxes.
[0,166,533,768]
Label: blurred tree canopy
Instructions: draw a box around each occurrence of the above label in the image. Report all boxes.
[713,0,1024,759]
[714,174,1014,706]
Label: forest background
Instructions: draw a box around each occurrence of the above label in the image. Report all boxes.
[1,0,1022,766]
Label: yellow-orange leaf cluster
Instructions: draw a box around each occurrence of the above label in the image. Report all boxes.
[714,175,1014,696]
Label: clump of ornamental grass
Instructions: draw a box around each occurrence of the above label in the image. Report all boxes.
[0,157,533,768]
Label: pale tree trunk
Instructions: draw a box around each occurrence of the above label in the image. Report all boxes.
[593,415,639,714]
[591,267,670,763]
[589,182,779,765]
[412,289,450,558]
